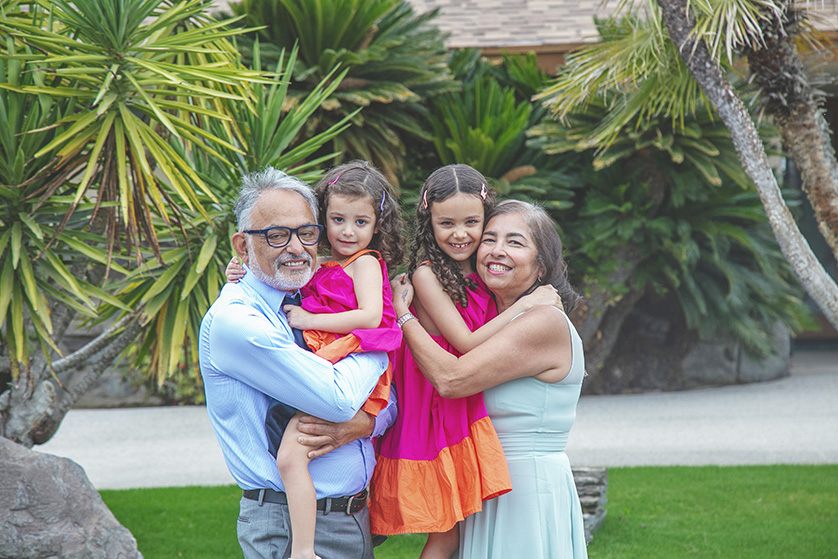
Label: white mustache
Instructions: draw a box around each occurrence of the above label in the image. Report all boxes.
[274,252,312,270]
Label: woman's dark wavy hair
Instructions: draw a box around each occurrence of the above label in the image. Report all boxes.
[487,200,581,313]
[314,161,404,273]
[408,164,495,307]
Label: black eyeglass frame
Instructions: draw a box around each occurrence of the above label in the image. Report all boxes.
[243,224,324,248]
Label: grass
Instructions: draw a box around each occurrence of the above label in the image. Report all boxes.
[100,465,838,559]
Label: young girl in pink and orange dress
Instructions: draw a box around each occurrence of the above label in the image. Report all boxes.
[227,161,403,559]
[369,164,558,559]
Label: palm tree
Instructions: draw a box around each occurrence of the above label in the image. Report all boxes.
[740,1,838,262]
[536,0,838,331]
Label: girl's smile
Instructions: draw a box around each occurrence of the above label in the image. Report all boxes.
[430,193,485,272]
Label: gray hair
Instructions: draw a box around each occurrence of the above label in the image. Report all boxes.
[234,167,319,231]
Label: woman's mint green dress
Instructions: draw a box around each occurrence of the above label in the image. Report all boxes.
[459,310,588,559]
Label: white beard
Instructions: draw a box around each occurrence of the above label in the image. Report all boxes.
[247,237,314,292]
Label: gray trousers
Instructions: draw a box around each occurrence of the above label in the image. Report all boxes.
[237,496,375,559]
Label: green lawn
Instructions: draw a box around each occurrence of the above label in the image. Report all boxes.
[101,465,838,559]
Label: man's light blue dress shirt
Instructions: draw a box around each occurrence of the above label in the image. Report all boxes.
[199,269,395,498]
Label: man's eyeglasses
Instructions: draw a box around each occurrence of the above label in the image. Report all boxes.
[244,224,323,248]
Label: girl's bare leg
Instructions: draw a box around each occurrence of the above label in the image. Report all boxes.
[420,525,460,559]
[276,411,319,559]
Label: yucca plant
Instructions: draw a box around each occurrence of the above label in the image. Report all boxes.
[0,45,131,382]
[0,0,283,446]
[226,0,458,183]
[96,45,357,386]
[0,0,271,262]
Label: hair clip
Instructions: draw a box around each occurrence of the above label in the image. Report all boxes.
[327,172,343,186]
[380,191,386,212]
[480,183,487,200]
[422,190,428,209]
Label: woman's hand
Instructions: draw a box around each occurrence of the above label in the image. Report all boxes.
[225,256,246,283]
[518,284,563,312]
[283,304,315,330]
[390,273,414,316]
[295,411,375,459]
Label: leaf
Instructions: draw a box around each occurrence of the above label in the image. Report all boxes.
[0,257,14,325]
[18,248,40,313]
[141,255,189,303]
[10,222,22,269]
[180,232,218,300]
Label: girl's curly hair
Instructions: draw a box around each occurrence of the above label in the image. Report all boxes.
[408,164,495,307]
[314,161,404,273]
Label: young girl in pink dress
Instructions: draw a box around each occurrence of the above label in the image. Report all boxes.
[227,161,403,559]
[369,164,558,559]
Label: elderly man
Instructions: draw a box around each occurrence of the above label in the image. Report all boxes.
[199,167,394,559]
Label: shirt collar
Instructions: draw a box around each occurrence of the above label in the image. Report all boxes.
[239,264,298,312]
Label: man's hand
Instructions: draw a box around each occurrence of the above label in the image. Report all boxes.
[295,410,375,459]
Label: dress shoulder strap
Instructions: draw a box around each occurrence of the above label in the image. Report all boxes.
[342,249,381,268]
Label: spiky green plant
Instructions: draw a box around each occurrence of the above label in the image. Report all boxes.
[226,0,458,182]
[0,0,348,445]
[529,94,809,355]
[0,0,270,262]
[97,46,356,383]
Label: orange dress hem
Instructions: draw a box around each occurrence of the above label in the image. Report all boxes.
[369,415,512,535]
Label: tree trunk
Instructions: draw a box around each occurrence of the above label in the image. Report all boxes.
[743,2,838,263]
[657,0,838,331]
[0,311,144,447]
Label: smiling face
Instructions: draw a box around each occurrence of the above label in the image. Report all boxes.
[324,193,379,262]
[477,211,543,312]
[430,192,485,274]
[232,189,317,291]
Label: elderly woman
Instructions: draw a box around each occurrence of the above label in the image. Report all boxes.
[392,200,588,559]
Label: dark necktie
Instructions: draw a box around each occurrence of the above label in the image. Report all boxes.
[265,292,308,457]
[283,292,309,350]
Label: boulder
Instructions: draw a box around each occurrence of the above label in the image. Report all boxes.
[0,437,142,559]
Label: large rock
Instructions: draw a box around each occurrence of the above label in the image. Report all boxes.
[0,437,142,559]
[584,294,792,394]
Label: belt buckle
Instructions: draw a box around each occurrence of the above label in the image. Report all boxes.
[345,488,367,514]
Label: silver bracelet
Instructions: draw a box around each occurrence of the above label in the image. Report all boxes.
[397,312,417,328]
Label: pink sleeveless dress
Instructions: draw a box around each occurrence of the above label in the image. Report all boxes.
[300,250,400,416]
[369,273,512,534]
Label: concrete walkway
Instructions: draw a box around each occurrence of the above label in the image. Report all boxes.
[37,349,838,490]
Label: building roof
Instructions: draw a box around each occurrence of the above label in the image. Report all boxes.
[209,0,838,55]
[408,0,614,49]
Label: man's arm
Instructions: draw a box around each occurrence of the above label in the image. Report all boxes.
[207,301,387,422]
[295,379,398,459]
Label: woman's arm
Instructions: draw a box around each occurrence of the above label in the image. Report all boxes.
[285,253,383,333]
[394,277,573,398]
[402,305,572,398]
[412,266,561,354]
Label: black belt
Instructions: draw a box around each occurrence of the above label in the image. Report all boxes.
[242,487,368,514]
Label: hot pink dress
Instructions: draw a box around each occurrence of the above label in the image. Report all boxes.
[369,273,512,535]
[301,250,400,416]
